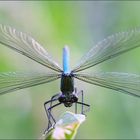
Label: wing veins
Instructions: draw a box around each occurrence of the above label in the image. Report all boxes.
[74,72,140,98]
[0,72,61,95]
[0,25,62,72]
[72,29,140,72]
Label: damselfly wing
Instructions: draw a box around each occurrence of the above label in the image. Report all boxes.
[0,24,140,133]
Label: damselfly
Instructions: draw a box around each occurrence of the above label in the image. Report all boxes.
[0,25,140,133]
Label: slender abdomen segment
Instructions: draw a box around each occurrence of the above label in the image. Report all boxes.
[63,46,70,74]
[60,73,74,94]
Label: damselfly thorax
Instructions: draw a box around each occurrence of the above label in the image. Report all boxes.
[59,72,78,107]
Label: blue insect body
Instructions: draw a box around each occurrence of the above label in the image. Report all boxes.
[0,24,140,133]
[63,46,70,74]
[60,46,77,107]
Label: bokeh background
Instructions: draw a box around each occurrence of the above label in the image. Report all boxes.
[0,1,140,139]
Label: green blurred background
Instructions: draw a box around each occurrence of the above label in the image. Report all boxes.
[0,1,140,139]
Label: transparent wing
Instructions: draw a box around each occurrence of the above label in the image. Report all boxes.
[0,24,62,72]
[0,71,61,95]
[75,72,140,97]
[72,29,140,72]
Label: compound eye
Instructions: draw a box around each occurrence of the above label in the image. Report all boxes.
[72,96,78,103]
[58,95,66,103]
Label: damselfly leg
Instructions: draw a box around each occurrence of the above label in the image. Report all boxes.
[44,94,61,134]
[75,88,90,114]
[44,89,90,134]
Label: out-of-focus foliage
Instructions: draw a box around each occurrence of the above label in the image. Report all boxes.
[0,1,140,139]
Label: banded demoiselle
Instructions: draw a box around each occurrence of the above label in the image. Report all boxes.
[0,25,140,133]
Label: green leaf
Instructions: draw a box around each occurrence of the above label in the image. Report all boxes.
[41,111,86,140]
